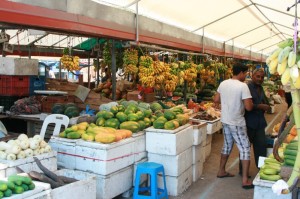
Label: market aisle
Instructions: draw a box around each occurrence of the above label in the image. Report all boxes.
[169,102,288,199]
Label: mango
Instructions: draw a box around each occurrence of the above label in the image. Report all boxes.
[71,125,78,131]
[77,124,87,130]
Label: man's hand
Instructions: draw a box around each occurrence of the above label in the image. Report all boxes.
[259,104,271,112]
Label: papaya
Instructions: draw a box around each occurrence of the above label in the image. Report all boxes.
[116,129,132,138]
[95,133,116,144]
[164,110,176,121]
[104,118,120,129]
[96,117,106,126]
[153,119,166,129]
[110,106,119,114]
[116,112,128,123]
[120,121,140,133]
[138,121,146,131]
[81,133,95,141]
[66,132,81,139]
[164,121,176,130]
[128,113,139,121]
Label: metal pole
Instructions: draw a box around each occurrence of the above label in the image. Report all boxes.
[135,1,139,42]
[88,53,90,89]
[202,28,205,54]
[96,46,100,87]
[111,40,116,101]
[28,46,31,59]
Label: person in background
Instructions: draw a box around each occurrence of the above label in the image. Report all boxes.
[214,63,254,189]
[101,68,111,83]
[244,68,271,169]
[283,82,292,109]
[48,67,55,78]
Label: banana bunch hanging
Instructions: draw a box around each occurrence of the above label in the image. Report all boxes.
[123,48,138,74]
[139,56,155,87]
[60,48,80,71]
[266,38,300,88]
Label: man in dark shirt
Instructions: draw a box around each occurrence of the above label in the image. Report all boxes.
[244,68,271,168]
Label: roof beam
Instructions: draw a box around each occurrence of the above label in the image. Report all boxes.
[256,42,279,52]
[255,3,300,19]
[249,0,286,40]
[51,36,69,47]
[244,33,281,48]
[192,4,253,32]
[28,33,48,46]
[225,22,271,42]
[124,0,143,8]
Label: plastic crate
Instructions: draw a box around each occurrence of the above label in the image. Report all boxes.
[29,75,46,96]
[0,75,29,96]
[0,95,22,111]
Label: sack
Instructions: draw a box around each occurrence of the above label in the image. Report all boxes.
[10,96,41,115]
[272,94,283,104]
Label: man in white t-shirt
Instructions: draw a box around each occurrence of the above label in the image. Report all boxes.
[214,63,254,189]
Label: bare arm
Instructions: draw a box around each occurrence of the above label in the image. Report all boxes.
[214,92,221,105]
[243,98,253,111]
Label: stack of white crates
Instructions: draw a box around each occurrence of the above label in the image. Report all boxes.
[203,119,222,160]
[49,136,136,199]
[145,124,194,196]
[191,122,207,182]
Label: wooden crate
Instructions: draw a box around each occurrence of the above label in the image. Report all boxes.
[37,95,75,113]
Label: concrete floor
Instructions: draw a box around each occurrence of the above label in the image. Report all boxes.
[168,102,288,199]
[119,102,288,199]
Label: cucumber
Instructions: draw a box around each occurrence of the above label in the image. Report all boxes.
[3,189,12,197]
[284,149,298,156]
[12,185,24,194]
[8,175,32,185]
[284,154,296,161]
[21,184,29,191]
[0,180,14,190]
[284,158,295,166]
[259,172,281,181]
[28,182,35,190]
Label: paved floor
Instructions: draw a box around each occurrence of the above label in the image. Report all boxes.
[169,102,288,199]
[119,102,288,199]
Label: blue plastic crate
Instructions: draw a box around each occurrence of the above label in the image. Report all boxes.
[29,76,45,96]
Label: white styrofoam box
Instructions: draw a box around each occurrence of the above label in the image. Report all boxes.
[192,122,207,146]
[51,169,96,199]
[95,165,133,199]
[75,138,135,175]
[193,160,204,182]
[204,142,212,161]
[132,131,147,162]
[0,151,57,178]
[6,156,57,177]
[146,125,193,155]
[0,57,39,75]
[158,166,193,196]
[253,173,291,199]
[48,137,77,169]
[205,134,213,145]
[133,158,148,187]
[192,144,205,164]
[148,147,192,177]
[206,119,222,134]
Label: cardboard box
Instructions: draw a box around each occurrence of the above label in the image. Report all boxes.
[143,92,155,103]
[127,91,141,101]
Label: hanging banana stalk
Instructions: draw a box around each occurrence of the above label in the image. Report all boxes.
[282,83,300,193]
